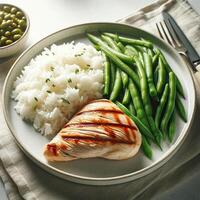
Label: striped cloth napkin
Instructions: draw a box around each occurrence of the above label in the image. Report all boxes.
[1,0,200,199]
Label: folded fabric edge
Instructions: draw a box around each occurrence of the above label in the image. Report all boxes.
[0,140,37,200]
[0,161,22,200]
[117,0,175,24]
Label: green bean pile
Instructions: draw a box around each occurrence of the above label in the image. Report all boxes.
[0,5,27,47]
[87,33,187,159]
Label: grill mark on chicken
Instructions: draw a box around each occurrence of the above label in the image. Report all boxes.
[64,122,137,130]
[61,128,133,142]
[62,135,135,144]
[73,112,134,126]
[47,144,58,156]
[88,99,110,103]
[76,109,123,116]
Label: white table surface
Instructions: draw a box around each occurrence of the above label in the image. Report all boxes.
[0,0,200,199]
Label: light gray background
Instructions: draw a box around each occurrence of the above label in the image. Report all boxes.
[0,0,200,199]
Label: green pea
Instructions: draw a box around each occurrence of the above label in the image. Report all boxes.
[16,11,23,19]
[18,19,26,28]
[0,36,7,45]
[22,16,26,20]
[11,22,17,28]
[6,19,13,26]
[4,13,11,20]
[5,39,13,45]
[3,6,10,12]
[12,17,19,24]
[0,29,4,36]
[0,21,8,29]
[13,34,21,41]
[10,14,15,19]
[4,31,11,37]
[12,28,22,35]
[3,6,11,12]
[0,12,4,18]
[0,17,2,24]
[7,26,13,31]
[11,7,17,14]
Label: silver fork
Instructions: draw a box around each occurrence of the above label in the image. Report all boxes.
[156,18,197,72]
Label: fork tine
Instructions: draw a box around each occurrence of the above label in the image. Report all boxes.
[159,21,176,48]
[165,18,182,47]
[156,23,164,39]
[156,21,175,48]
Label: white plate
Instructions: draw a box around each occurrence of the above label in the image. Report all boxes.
[2,23,196,185]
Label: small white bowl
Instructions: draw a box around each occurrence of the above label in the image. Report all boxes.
[0,4,30,58]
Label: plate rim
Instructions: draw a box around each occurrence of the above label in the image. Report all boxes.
[2,22,196,185]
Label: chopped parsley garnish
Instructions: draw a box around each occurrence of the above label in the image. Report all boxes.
[50,66,54,71]
[52,84,56,87]
[68,78,72,83]
[34,97,38,101]
[75,69,79,74]
[74,52,84,57]
[46,90,52,93]
[75,86,78,89]
[45,78,50,83]
[61,98,70,104]
[87,64,90,67]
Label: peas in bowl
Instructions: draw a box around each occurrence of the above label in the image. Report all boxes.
[0,4,30,58]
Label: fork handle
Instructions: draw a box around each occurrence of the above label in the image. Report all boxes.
[180,53,198,73]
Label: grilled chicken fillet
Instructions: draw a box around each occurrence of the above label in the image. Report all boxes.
[44,99,142,161]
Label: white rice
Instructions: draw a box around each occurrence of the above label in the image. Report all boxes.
[12,42,104,135]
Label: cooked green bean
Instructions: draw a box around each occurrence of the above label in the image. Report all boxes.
[101,34,129,88]
[110,62,116,90]
[120,71,129,88]
[143,52,157,97]
[87,34,133,64]
[102,52,111,97]
[142,135,153,159]
[110,68,122,101]
[154,65,159,86]
[176,95,187,122]
[117,42,125,52]
[134,56,162,147]
[128,79,150,128]
[128,102,136,116]
[147,48,155,57]
[161,72,176,137]
[104,32,153,48]
[152,53,159,68]
[155,48,185,97]
[116,102,154,141]
[101,34,121,51]
[138,52,144,66]
[168,111,176,142]
[124,48,135,57]
[125,45,139,56]
[156,57,167,95]
[155,84,169,129]
[122,87,131,105]
[123,48,139,78]
[133,56,152,115]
